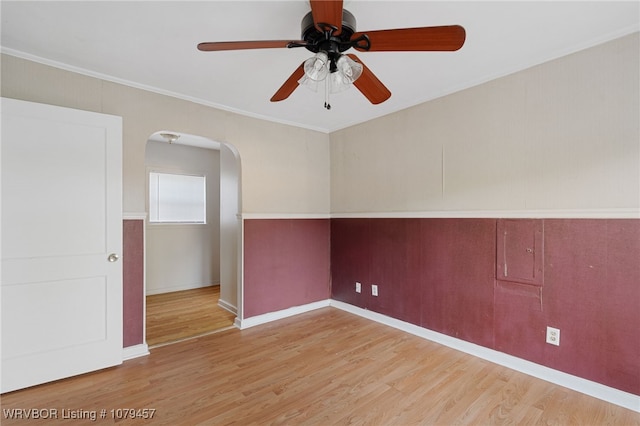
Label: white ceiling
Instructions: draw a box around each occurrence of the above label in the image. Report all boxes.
[1,1,638,133]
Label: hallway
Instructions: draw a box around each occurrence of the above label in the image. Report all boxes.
[146,286,235,347]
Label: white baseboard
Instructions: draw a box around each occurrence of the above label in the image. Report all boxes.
[218,298,237,315]
[236,300,331,330]
[122,343,150,361]
[234,317,243,329]
[329,300,640,413]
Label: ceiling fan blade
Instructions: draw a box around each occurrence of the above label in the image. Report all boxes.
[270,62,306,102]
[347,54,391,105]
[198,40,304,52]
[310,0,343,34]
[352,25,466,52]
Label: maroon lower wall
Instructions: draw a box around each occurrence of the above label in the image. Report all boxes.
[243,219,331,318]
[331,218,640,396]
[123,219,144,347]
[155,216,638,395]
[122,218,332,348]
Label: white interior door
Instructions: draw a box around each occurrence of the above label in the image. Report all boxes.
[1,97,123,393]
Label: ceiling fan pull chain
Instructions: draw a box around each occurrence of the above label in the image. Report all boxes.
[324,78,331,110]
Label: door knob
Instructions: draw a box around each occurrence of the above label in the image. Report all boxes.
[107,253,120,262]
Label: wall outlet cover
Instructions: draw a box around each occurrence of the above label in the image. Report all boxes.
[546,326,560,346]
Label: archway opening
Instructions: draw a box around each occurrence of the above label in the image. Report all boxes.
[143,131,241,347]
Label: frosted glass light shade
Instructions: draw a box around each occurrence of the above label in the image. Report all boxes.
[298,75,320,92]
[329,72,351,93]
[303,52,329,81]
[336,55,363,84]
[329,55,364,93]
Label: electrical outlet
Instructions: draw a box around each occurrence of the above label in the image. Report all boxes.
[355,282,361,293]
[371,284,378,296]
[546,326,560,346]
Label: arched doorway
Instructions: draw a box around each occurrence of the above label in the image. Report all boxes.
[143,131,241,346]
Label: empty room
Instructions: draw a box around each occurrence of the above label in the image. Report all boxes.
[1,1,639,424]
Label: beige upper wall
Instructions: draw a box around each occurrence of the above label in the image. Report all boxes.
[0,54,330,215]
[225,116,329,214]
[3,32,638,217]
[330,32,640,215]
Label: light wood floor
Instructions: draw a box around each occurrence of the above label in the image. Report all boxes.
[2,308,638,425]
[146,286,236,347]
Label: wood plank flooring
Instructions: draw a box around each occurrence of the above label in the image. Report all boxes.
[146,286,236,347]
[2,308,639,425]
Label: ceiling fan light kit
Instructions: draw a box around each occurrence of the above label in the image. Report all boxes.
[197,0,465,109]
[297,50,364,108]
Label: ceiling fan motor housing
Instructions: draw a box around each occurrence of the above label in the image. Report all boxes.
[301,9,357,55]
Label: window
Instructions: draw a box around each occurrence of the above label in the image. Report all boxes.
[149,172,206,223]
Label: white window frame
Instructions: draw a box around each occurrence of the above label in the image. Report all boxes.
[147,170,207,225]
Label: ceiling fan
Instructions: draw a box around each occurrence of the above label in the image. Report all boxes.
[198,0,465,109]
